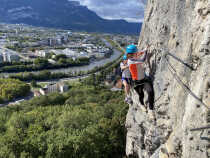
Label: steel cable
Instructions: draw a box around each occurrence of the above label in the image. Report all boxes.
[165,54,209,109]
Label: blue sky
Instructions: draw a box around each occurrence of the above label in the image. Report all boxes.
[73,0,146,22]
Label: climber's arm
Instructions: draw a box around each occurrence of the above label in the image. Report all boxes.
[120,62,129,70]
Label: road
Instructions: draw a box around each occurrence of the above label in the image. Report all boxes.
[0,92,34,107]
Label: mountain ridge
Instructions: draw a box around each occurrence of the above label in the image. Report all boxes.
[0,0,142,34]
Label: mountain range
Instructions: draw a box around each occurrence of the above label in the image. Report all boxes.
[0,0,142,34]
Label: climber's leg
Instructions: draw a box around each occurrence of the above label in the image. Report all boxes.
[122,78,132,104]
[134,84,144,106]
[122,79,130,97]
[144,81,154,110]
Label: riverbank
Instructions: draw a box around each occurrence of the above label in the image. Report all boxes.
[0,40,122,78]
[2,39,124,82]
[9,49,122,82]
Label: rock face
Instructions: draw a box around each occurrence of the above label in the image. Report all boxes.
[126,0,210,157]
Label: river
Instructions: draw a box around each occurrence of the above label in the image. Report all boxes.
[0,39,123,77]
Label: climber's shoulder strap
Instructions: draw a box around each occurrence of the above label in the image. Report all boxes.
[132,76,153,88]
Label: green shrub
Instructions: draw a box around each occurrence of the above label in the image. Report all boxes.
[0,78,30,102]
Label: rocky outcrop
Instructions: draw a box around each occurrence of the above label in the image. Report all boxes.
[126,0,210,157]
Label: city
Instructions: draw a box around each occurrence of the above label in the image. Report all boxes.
[0,23,138,65]
[0,23,139,104]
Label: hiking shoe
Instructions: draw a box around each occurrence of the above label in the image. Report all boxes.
[125,97,133,104]
[140,104,147,113]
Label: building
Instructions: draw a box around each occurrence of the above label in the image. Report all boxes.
[82,44,94,48]
[62,48,77,57]
[94,53,105,59]
[61,36,68,44]
[34,90,41,97]
[68,45,84,50]
[7,53,20,62]
[87,47,98,54]
[79,51,89,58]
[67,31,72,36]
[39,82,69,95]
[38,40,48,46]
[1,49,20,62]
[0,53,3,63]
[58,82,69,93]
[35,50,50,57]
[48,38,57,46]
[98,48,112,57]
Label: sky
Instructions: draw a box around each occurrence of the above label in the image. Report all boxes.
[72,0,146,23]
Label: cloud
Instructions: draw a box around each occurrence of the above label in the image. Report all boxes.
[72,0,146,22]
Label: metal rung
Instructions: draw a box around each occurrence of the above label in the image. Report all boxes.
[190,126,210,132]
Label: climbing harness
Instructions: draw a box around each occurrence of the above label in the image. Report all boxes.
[132,80,147,88]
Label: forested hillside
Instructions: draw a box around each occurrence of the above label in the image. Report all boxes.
[0,79,128,158]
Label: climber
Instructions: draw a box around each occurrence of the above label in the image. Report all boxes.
[126,44,155,118]
[120,54,132,104]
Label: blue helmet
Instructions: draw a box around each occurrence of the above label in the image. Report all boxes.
[126,45,138,54]
[123,54,127,60]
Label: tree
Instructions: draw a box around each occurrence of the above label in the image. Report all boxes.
[54,54,67,61]
[34,58,48,67]
[39,70,51,80]
[58,58,67,64]
[0,82,127,158]
[31,80,37,87]
[0,78,31,102]
[0,97,4,104]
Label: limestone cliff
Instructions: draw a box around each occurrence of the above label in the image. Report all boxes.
[125,0,210,158]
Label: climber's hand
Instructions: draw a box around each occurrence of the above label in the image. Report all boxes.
[146,44,150,50]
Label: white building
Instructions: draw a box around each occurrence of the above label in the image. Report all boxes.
[82,44,94,48]
[7,53,20,62]
[62,48,78,57]
[94,53,105,58]
[68,44,84,50]
[0,53,3,63]
[59,83,69,93]
[79,51,89,58]
[50,48,77,58]
[39,82,69,95]
[99,48,111,54]
[35,50,50,57]
[0,48,20,62]
[87,47,98,54]
[56,38,62,45]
